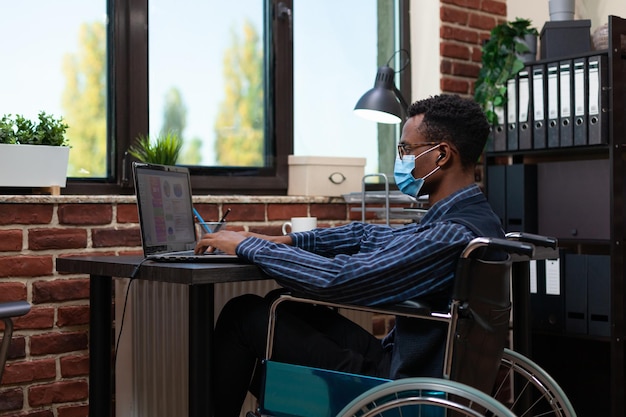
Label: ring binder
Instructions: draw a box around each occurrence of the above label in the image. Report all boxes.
[518,67,532,150]
[565,253,587,334]
[547,63,560,148]
[573,58,588,146]
[532,64,547,149]
[559,60,573,147]
[587,55,608,145]
[507,77,518,151]
[493,105,506,152]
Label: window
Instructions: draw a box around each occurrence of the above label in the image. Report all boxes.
[111,0,295,194]
[148,0,265,168]
[293,0,406,178]
[0,0,108,179]
[1,0,408,194]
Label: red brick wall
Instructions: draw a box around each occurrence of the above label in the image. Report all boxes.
[0,201,133,417]
[440,0,507,95]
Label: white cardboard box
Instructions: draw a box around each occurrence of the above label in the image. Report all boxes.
[288,155,366,196]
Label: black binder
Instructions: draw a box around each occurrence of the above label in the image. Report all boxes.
[532,64,547,149]
[573,57,588,146]
[564,253,587,334]
[486,164,506,227]
[558,60,573,147]
[505,164,537,233]
[587,254,611,337]
[485,126,495,152]
[547,62,560,148]
[587,55,608,145]
[531,257,564,333]
[506,77,518,151]
[493,106,506,152]
[518,67,532,150]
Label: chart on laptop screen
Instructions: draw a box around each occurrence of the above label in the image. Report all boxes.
[136,169,195,247]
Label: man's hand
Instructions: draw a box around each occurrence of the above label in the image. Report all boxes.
[195,230,246,255]
[194,230,293,255]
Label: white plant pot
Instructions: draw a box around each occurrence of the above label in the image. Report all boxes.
[548,0,575,21]
[0,144,70,187]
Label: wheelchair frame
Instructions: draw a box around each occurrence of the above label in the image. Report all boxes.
[254,234,576,417]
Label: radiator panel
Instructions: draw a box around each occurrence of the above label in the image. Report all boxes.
[115,279,280,417]
[115,279,373,417]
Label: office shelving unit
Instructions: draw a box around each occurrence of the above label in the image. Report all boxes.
[344,173,428,225]
[484,15,625,417]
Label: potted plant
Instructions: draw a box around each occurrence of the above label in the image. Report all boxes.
[474,18,539,125]
[0,112,70,188]
[128,131,183,165]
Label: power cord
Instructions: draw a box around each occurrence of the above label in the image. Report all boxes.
[113,257,149,367]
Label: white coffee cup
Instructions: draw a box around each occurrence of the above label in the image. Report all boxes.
[282,217,317,234]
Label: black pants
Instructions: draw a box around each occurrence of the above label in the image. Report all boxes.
[212,291,391,417]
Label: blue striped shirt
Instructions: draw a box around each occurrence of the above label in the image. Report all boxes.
[236,184,485,306]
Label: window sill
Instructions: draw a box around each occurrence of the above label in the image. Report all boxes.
[0,194,348,204]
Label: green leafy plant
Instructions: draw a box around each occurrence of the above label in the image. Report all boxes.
[474,18,538,125]
[0,112,69,146]
[128,131,183,165]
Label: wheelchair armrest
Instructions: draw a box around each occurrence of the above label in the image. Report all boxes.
[281,293,433,316]
[273,293,437,324]
[506,232,558,249]
[381,300,433,316]
[506,232,559,261]
[462,237,534,259]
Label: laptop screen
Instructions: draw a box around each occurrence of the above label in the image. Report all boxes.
[133,163,197,255]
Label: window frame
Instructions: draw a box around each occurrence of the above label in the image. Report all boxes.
[62,0,410,195]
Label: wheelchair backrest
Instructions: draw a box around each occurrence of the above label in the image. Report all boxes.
[446,237,533,395]
[448,255,513,395]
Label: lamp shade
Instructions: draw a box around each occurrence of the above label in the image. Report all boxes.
[354,66,405,124]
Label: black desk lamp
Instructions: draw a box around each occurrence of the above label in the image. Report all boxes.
[354,51,410,124]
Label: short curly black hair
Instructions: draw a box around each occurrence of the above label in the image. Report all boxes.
[406,94,489,168]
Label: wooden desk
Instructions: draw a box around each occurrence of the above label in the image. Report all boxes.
[56,256,268,417]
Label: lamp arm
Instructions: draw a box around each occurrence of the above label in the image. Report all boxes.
[392,86,409,118]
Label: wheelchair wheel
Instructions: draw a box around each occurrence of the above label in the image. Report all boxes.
[336,377,516,417]
[492,348,577,417]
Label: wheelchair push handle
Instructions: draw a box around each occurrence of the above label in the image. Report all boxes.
[461,237,534,259]
[505,232,558,249]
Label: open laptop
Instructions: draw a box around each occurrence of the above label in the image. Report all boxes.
[132,162,240,262]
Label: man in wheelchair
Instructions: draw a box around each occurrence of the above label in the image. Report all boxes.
[195,94,504,417]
